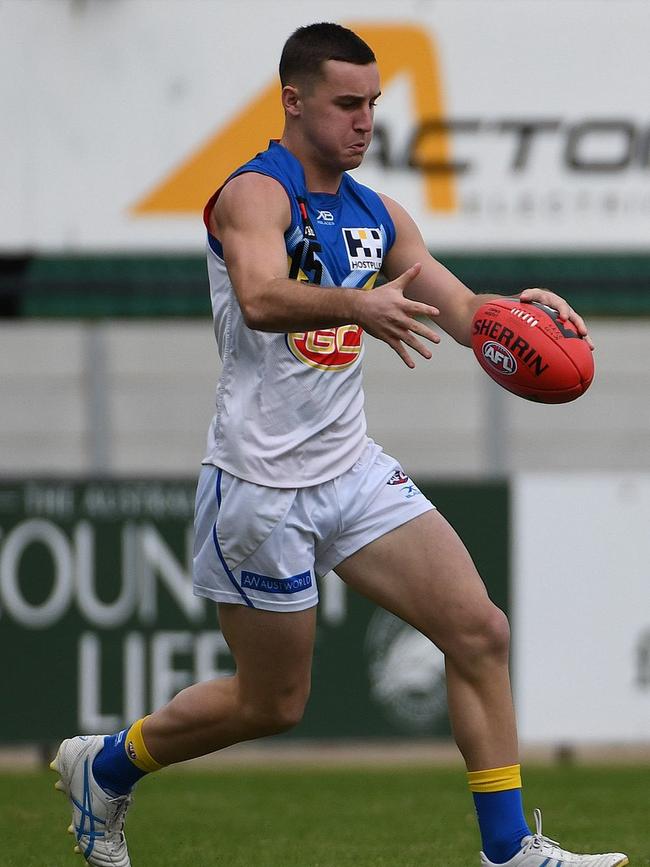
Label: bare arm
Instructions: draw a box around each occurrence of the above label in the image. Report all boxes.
[211,173,441,367]
[379,193,593,348]
[212,173,357,331]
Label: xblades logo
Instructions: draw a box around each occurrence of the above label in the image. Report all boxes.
[317,210,334,223]
[132,24,454,215]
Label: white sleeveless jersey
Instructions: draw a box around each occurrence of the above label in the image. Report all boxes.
[202,142,396,488]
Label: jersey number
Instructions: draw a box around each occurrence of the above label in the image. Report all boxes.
[289,239,323,286]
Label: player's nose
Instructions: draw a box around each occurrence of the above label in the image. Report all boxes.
[354,106,373,133]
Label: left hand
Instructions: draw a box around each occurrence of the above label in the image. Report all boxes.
[519,287,594,350]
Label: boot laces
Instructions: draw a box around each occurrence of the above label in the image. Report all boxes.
[105,792,133,843]
[521,808,570,859]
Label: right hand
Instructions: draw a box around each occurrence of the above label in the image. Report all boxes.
[355,264,440,368]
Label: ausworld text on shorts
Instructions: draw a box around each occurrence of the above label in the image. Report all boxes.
[192,439,435,612]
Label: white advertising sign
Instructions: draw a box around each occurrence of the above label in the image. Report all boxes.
[3,0,650,251]
[513,474,650,744]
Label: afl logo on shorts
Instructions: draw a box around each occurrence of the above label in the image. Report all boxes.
[287,324,363,371]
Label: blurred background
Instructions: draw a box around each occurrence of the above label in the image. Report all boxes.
[1,0,648,759]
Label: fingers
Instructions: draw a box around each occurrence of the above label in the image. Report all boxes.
[394,262,422,287]
[389,321,440,368]
[403,333,432,360]
[370,264,442,366]
[393,264,440,319]
[408,300,440,320]
[519,288,594,351]
[408,316,441,345]
[393,343,416,369]
[519,287,573,322]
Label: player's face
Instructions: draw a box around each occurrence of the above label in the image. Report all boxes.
[299,60,381,172]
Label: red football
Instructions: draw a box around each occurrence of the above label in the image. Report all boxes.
[471,298,594,403]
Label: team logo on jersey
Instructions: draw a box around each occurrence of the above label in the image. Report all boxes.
[287,324,363,371]
[343,228,383,271]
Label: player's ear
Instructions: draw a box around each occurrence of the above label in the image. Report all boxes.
[282,85,302,118]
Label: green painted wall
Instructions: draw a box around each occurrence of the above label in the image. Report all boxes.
[0,479,508,742]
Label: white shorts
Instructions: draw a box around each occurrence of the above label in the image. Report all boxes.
[192,439,435,612]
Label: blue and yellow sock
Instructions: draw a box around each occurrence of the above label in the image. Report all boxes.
[468,764,531,864]
[92,717,163,796]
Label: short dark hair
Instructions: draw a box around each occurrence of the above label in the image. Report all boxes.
[279,22,376,88]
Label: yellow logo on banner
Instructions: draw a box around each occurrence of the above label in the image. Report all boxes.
[132,24,455,215]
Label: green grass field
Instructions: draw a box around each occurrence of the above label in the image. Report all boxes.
[3,765,647,866]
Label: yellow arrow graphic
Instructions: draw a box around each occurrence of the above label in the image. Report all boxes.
[132,23,455,215]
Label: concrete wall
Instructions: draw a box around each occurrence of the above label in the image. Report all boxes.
[0,320,648,478]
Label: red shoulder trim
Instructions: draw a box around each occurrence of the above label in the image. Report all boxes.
[203,186,224,230]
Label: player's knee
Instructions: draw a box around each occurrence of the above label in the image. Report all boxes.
[482,604,511,659]
[253,699,307,735]
[243,684,310,736]
[446,602,510,669]
[269,695,308,733]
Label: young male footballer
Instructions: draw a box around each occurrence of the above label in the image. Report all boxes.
[51,22,628,867]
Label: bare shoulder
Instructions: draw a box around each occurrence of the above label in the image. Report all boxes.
[210,172,291,236]
[377,193,428,262]
[378,191,403,213]
[378,192,424,238]
[378,191,410,220]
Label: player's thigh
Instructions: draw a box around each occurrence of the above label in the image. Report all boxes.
[334,509,498,653]
[218,602,317,705]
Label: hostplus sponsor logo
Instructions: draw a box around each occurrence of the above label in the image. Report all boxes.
[343,227,383,271]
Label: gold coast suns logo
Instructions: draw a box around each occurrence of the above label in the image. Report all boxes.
[287,325,363,371]
[131,23,455,215]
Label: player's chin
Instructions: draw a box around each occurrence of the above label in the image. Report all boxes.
[343,152,366,170]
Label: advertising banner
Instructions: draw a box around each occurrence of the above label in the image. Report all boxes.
[0,478,508,743]
[3,0,650,252]
[512,473,650,743]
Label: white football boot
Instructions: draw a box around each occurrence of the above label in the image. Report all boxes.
[480,809,628,867]
[51,735,133,866]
